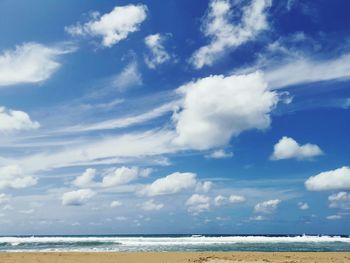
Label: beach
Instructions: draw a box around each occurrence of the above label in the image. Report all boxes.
[0,252,350,263]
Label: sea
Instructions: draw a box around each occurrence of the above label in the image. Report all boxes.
[0,235,350,252]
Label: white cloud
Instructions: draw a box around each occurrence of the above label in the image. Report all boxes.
[140,172,197,196]
[254,199,281,214]
[266,53,350,89]
[2,204,12,211]
[144,34,171,69]
[205,149,233,159]
[195,181,213,193]
[66,4,147,47]
[328,192,350,210]
[250,215,265,221]
[326,214,342,220]
[0,194,9,204]
[186,194,211,214]
[141,199,164,211]
[2,69,282,175]
[73,166,152,189]
[115,216,127,221]
[228,195,246,204]
[271,136,323,160]
[0,42,74,87]
[72,168,96,188]
[214,195,226,206]
[19,209,34,214]
[173,72,278,150]
[214,194,245,206]
[62,189,95,206]
[102,166,151,188]
[298,202,309,210]
[0,106,40,133]
[112,61,142,91]
[110,200,123,208]
[0,165,37,189]
[305,167,350,191]
[2,71,279,172]
[190,0,271,69]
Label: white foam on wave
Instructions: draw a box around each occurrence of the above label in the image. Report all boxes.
[0,235,350,247]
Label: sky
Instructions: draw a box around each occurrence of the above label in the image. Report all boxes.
[0,0,350,235]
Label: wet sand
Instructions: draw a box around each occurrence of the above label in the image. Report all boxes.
[0,252,349,263]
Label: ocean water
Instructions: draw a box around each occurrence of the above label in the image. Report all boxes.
[0,235,349,252]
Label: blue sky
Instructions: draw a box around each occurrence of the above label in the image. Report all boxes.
[0,0,350,235]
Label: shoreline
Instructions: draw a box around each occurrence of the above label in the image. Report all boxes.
[0,252,350,263]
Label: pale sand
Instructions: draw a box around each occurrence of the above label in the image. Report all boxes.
[0,252,350,263]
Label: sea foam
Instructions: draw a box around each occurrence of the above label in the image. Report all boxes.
[0,235,349,252]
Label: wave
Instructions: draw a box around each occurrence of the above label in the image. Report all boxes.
[1,235,349,252]
[0,235,350,246]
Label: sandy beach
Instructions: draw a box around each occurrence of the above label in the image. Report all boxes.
[0,252,349,263]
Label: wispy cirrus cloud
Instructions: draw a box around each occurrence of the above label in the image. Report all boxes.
[112,61,142,91]
[3,129,177,173]
[265,53,350,89]
[205,149,233,159]
[60,101,177,133]
[0,71,281,173]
